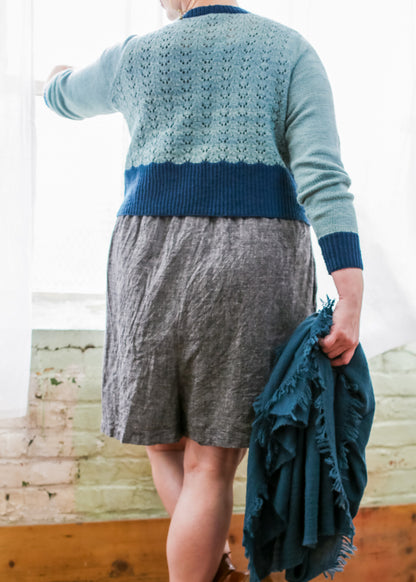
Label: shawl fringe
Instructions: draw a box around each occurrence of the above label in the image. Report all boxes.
[243,296,374,582]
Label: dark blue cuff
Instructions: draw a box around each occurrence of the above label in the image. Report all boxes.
[318,231,363,274]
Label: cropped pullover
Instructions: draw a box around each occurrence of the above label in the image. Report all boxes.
[43,4,363,274]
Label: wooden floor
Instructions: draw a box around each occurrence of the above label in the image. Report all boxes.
[0,505,415,581]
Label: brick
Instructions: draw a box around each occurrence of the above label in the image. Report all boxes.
[25,430,75,458]
[0,485,75,525]
[379,348,416,373]
[29,460,77,486]
[232,476,247,508]
[374,396,416,421]
[30,373,82,402]
[235,456,248,480]
[72,403,102,432]
[0,460,76,488]
[77,347,106,404]
[0,415,31,430]
[0,431,30,458]
[369,421,416,447]
[71,431,106,457]
[78,458,153,484]
[76,507,167,521]
[372,372,416,396]
[1,329,415,526]
[77,371,101,403]
[362,492,416,507]
[32,329,102,350]
[365,468,416,498]
[74,483,163,514]
[32,347,82,373]
[27,400,75,429]
[31,330,103,370]
[97,435,148,459]
[82,346,105,378]
[368,354,385,373]
[71,431,147,459]
[366,445,416,472]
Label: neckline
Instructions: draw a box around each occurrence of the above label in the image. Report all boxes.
[181,4,249,19]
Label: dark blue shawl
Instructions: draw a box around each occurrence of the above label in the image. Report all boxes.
[242,297,376,582]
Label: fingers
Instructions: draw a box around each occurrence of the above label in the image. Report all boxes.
[317,296,361,367]
[327,346,356,367]
[318,328,358,367]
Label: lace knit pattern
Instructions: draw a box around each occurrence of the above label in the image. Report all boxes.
[43,5,363,273]
[112,14,291,169]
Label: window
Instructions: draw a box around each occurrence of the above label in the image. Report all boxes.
[32,0,166,329]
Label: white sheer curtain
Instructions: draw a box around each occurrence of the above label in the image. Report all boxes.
[0,0,415,418]
[0,0,34,418]
[292,0,416,359]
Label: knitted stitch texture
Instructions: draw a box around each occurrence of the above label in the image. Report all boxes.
[43,4,363,274]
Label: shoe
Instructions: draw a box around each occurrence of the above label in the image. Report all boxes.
[212,552,250,582]
[226,572,250,582]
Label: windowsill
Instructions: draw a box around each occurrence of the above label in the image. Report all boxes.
[31,292,106,330]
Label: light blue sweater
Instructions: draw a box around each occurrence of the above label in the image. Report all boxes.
[43,4,363,274]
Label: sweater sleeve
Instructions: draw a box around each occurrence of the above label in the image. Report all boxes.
[284,36,363,274]
[43,34,136,121]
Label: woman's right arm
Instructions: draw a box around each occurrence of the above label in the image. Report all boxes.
[284,34,363,275]
[284,35,365,365]
[318,268,363,366]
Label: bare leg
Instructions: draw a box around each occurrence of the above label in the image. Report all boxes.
[163,438,246,582]
[146,436,247,556]
[145,439,186,516]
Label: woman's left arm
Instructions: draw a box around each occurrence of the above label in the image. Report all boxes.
[45,65,73,84]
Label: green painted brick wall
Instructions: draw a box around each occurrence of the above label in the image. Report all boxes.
[0,330,415,525]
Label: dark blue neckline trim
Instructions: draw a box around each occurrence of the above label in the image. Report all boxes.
[181,4,249,19]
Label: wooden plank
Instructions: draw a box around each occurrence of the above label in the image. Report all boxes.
[1,516,170,582]
[0,505,415,581]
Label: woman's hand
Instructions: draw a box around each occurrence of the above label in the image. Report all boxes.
[45,65,73,86]
[318,268,363,367]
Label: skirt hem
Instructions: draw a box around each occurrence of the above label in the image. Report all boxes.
[100,425,251,448]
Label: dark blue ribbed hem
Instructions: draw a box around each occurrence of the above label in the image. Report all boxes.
[181,5,249,18]
[318,231,363,273]
[116,160,310,223]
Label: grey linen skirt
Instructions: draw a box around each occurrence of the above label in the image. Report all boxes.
[100,215,317,448]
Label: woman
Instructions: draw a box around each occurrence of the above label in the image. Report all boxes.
[44,1,364,580]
